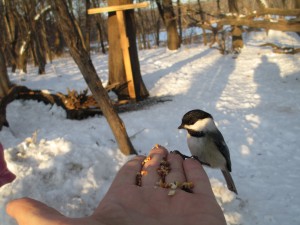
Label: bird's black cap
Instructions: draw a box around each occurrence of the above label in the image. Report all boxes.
[178,109,213,128]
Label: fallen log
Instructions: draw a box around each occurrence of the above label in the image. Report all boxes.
[0,85,171,130]
[260,43,300,54]
[218,18,300,32]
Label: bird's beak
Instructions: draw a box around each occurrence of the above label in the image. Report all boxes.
[178,124,184,129]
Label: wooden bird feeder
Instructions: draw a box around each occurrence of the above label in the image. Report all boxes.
[88,2,149,100]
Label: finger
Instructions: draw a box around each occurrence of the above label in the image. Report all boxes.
[183,159,214,196]
[6,198,68,224]
[165,152,186,184]
[141,145,168,186]
[110,155,145,188]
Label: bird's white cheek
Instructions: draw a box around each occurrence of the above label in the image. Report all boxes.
[184,118,215,132]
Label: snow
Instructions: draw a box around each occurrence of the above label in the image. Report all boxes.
[1,30,300,225]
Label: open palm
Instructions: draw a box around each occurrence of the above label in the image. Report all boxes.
[7,146,226,225]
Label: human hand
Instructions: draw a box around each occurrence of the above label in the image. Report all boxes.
[7,145,226,225]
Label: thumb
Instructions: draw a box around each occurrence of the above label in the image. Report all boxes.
[6,198,68,225]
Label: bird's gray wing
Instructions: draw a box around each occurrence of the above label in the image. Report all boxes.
[209,130,232,172]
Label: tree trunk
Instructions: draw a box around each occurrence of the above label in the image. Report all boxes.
[49,0,136,155]
[150,1,160,46]
[0,48,11,98]
[41,16,52,63]
[24,0,46,75]
[86,0,91,55]
[161,0,181,50]
[92,0,106,54]
[227,1,242,53]
[228,0,239,14]
[296,0,300,36]
[196,0,207,45]
[2,0,19,73]
[256,0,269,9]
[177,0,182,42]
[0,46,12,128]
[54,30,64,56]
[156,19,160,46]
[95,20,106,54]
[231,26,243,52]
[197,0,205,22]
[217,0,221,13]
[107,0,149,101]
[31,29,46,74]
[137,8,147,49]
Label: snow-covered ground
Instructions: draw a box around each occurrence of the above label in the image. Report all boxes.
[1,30,300,225]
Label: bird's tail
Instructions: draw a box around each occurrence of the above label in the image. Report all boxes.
[221,170,238,194]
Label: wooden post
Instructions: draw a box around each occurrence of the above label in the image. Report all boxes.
[88,2,149,100]
[116,10,135,99]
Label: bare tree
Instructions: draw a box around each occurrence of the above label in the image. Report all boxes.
[21,0,51,74]
[227,0,243,52]
[85,0,91,55]
[217,0,221,13]
[177,0,182,42]
[0,47,13,128]
[296,0,300,36]
[228,0,239,14]
[156,0,181,50]
[136,5,148,49]
[1,0,52,74]
[1,0,23,73]
[0,48,12,99]
[48,0,136,155]
[91,0,107,54]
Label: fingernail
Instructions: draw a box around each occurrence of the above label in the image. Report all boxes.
[153,144,161,149]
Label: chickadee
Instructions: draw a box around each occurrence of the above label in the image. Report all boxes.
[178,109,238,194]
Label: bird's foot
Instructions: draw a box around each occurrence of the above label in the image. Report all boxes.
[170,150,191,160]
[191,155,211,167]
[170,151,211,167]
